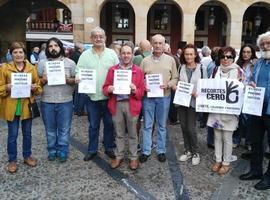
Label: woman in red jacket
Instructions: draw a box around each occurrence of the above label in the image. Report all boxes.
[103,43,145,170]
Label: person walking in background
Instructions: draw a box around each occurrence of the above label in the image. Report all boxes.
[70,43,86,116]
[133,39,152,66]
[206,46,221,149]
[5,48,13,63]
[0,42,42,173]
[38,37,76,162]
[133,39,152,151]
[177,44,207,166]
[236,44,257,158]
[103,43,145,170]
[38,43,47,61]
[139,34,178,163]
[76,27,119,161]
[30,46,40,65]
[164,43,181,125]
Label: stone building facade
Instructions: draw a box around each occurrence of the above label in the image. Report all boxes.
[0,0,269,56]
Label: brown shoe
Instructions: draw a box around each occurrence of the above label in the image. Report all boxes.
[211,162,222,172]
[7,162,17,173]
[24,157,37,167]
[218,165,230,175]
[129,159,139,170]
[111,159,123,169]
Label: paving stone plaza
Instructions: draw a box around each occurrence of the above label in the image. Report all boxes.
[0,115,269,199]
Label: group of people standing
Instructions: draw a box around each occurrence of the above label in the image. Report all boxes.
[0,26,270,191]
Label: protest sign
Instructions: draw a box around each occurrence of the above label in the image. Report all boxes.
[242,86,265,116]
[173,81,194,107]
[46,61,66,85]
[196,79,244,115]
[78,69,96,93]
[113,69,132,94]
[146,74,163,97]
[11,73,32,98]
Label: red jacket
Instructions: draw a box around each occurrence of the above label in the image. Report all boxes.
[103,64,145,117]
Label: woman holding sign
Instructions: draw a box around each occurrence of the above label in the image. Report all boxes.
[0,42,42,173]
[236,44,257,157]
[177,44,207,166]
[207,46,244,175]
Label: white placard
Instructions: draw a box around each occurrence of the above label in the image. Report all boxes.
[196,79,244,115]
[78,69,96,94]
[113,69,132,94]
[242,86,265,116]
[46,61,66,85]
[146,74,164,97]
[173,81,194,107]
[11,73,32,98]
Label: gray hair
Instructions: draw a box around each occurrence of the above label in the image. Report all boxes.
[90,26,106,37]
[201,46,211,56]
[151,34,165,43]
[74,42,84,51]
[257,31,270,48]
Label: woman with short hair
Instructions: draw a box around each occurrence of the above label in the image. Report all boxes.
[0,42,42,173]
[207,46,244,175]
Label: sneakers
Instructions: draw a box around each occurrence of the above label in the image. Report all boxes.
[230,155,237,162]
[139,154,149,163]
[48,153,56,161]
[179,151,192,161]
[191,153,200,165]
[59,152,67,163]
[157,153,166,162]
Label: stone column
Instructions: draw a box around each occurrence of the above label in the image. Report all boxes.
[133,4,149,45]
[181,13,196,44]
[226,7,246,49]
[83,0,100,43]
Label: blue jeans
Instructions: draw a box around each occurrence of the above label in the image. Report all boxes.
[7,116,32,162]
[85,96,115,153]
[142,95,171,155]
[41,101,73,155]
[73,86,86,114]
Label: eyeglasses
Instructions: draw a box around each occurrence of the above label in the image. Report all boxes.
[220,55,234,59]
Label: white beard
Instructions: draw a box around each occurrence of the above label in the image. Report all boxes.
[261,50,270,59]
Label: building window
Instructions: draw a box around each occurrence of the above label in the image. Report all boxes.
[116,8,129,29]
[149,4,171,34]
[63,9,71,24]
[112,3,133,33]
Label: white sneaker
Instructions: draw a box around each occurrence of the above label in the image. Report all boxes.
[179,151,192,161]
[229,155,237,162]
[192,153,200,165]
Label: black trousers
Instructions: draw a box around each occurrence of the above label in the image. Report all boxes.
[250,114,270,175]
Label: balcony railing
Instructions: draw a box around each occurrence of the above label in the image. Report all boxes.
[26,21,73,33]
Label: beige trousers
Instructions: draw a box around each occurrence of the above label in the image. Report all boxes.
[214,129,233,165]
[112,101,138,160]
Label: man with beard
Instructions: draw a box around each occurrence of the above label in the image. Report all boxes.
[38,37,76,162]
[76,27,119,161]
[239,31,270,190]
